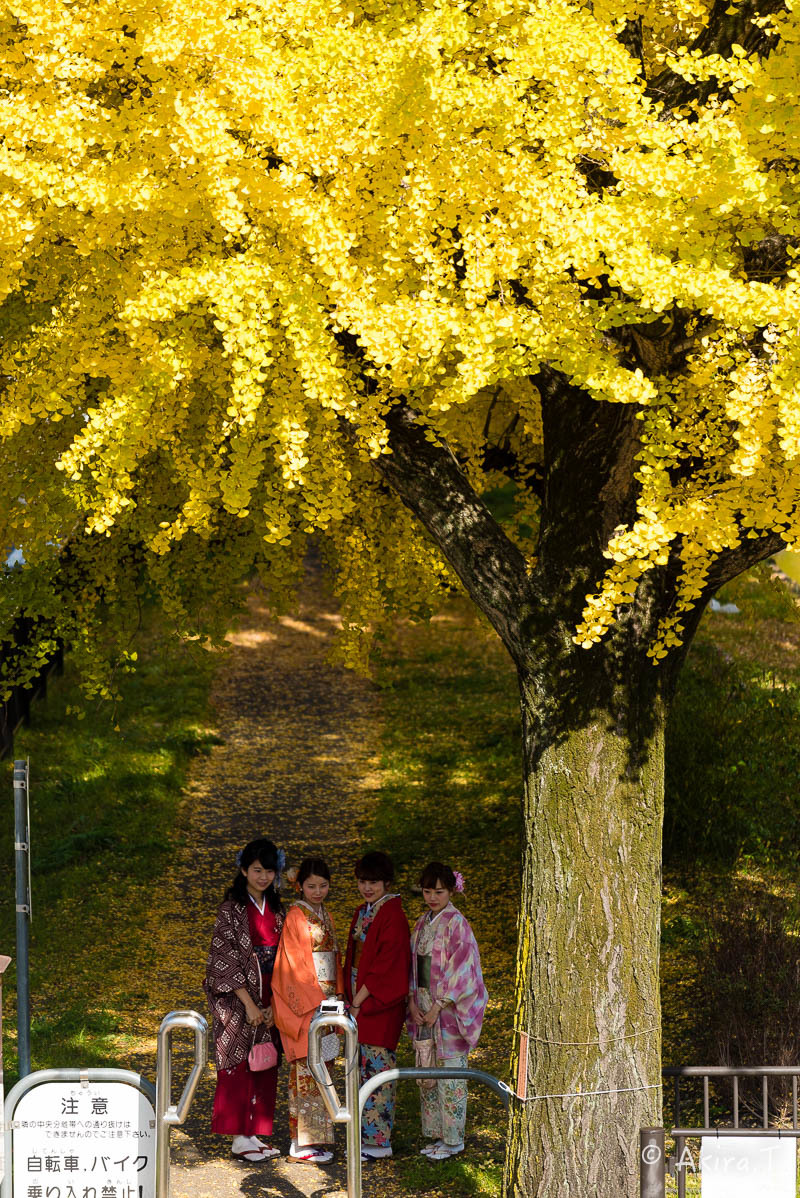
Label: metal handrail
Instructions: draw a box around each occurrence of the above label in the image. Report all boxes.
[671,1126,800,1137]
[308,1002,362,1198]
[358,1066,511,1114]
[661,1073,800,1082]
[155,1010,208,1198]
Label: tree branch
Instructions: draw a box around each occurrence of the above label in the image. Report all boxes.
[368,403,532,657]
[704,530,787,591]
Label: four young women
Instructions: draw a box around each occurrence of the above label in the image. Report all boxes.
[205,844,486,1166]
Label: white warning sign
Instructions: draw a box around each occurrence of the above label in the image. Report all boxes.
[8,1081,155,1198]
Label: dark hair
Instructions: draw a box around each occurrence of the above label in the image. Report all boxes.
[225,838,283,915]
[419,861,456,891]
[297,856,331,886]
[354,851,394,883]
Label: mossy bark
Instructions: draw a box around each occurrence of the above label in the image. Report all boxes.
[503,644,666,1198]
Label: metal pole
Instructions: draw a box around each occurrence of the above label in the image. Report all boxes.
[13,760,31,1078]
[676,1134,686,1198]
[640,1128,665,1198]
[308,1002,361,1198]
[358,1065,512,1114]
[155,1010,208,1198]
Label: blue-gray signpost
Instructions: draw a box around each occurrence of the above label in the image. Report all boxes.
[12,761,30,1078]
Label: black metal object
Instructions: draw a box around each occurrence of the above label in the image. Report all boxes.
[640,1128,665,1198]
[663,1065,800,1198]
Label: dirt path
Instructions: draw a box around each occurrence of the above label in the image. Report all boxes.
[146,574,383,1198]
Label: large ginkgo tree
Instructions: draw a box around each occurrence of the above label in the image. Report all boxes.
[1,0,799,1191]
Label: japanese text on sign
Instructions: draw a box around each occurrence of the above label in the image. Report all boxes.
[10,1083,155,1198]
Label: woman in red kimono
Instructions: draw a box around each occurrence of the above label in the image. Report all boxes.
[204,838,284,1162]
[344,851,411,1160]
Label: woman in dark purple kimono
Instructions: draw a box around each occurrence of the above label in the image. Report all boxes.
[204,838,284,1162]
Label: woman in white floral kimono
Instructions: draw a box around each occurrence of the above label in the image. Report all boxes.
[407,862,487,1161]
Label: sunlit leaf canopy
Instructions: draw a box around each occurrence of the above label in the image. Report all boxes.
[1,0,799,691]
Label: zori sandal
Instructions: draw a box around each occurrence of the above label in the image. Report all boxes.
[288,1146,333,1164]
[428,1142,465,1160]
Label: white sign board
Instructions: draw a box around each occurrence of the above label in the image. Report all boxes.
[700,1135,796,1197]
[9,1082,155,1198]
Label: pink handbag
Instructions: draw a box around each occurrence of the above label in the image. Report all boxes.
[248,1035,278,1071]
[414,1037,437,1089]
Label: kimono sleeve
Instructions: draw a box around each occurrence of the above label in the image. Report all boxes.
[327,908,346,994]
[360,898,411,1010]
[205,902,248,996]
[438,911,487,1048]
[343,909,359,1002]
[271,906,325,1044]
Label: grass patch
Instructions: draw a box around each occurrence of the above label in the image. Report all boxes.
[0,607,218,1088]
[28,1007,137,1070]
[662,564,800,1073]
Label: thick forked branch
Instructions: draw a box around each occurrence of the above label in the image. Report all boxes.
[370,402,531,657]
[705,530,787,591]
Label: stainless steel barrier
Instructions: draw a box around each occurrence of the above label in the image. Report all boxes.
[308,1001,510,1198]
[640,1127,665,1198]
[664,1064,800,1198]
[155,1010,208,1198]
[308,1001,362,1198]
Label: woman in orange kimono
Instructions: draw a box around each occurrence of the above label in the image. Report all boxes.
[272,857,345,1164]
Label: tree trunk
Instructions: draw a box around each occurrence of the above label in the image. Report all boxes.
[504,636,667,1197]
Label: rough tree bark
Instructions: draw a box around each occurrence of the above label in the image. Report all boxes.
[504,622,668,1194]
[370,377,785,1197]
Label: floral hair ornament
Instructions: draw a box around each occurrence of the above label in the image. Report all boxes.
[284,865,301,894]
[453,871,465,893]
[235,849,244,868]
[276,847,286,889]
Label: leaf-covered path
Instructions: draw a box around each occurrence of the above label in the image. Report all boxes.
[142,575,382,1198]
